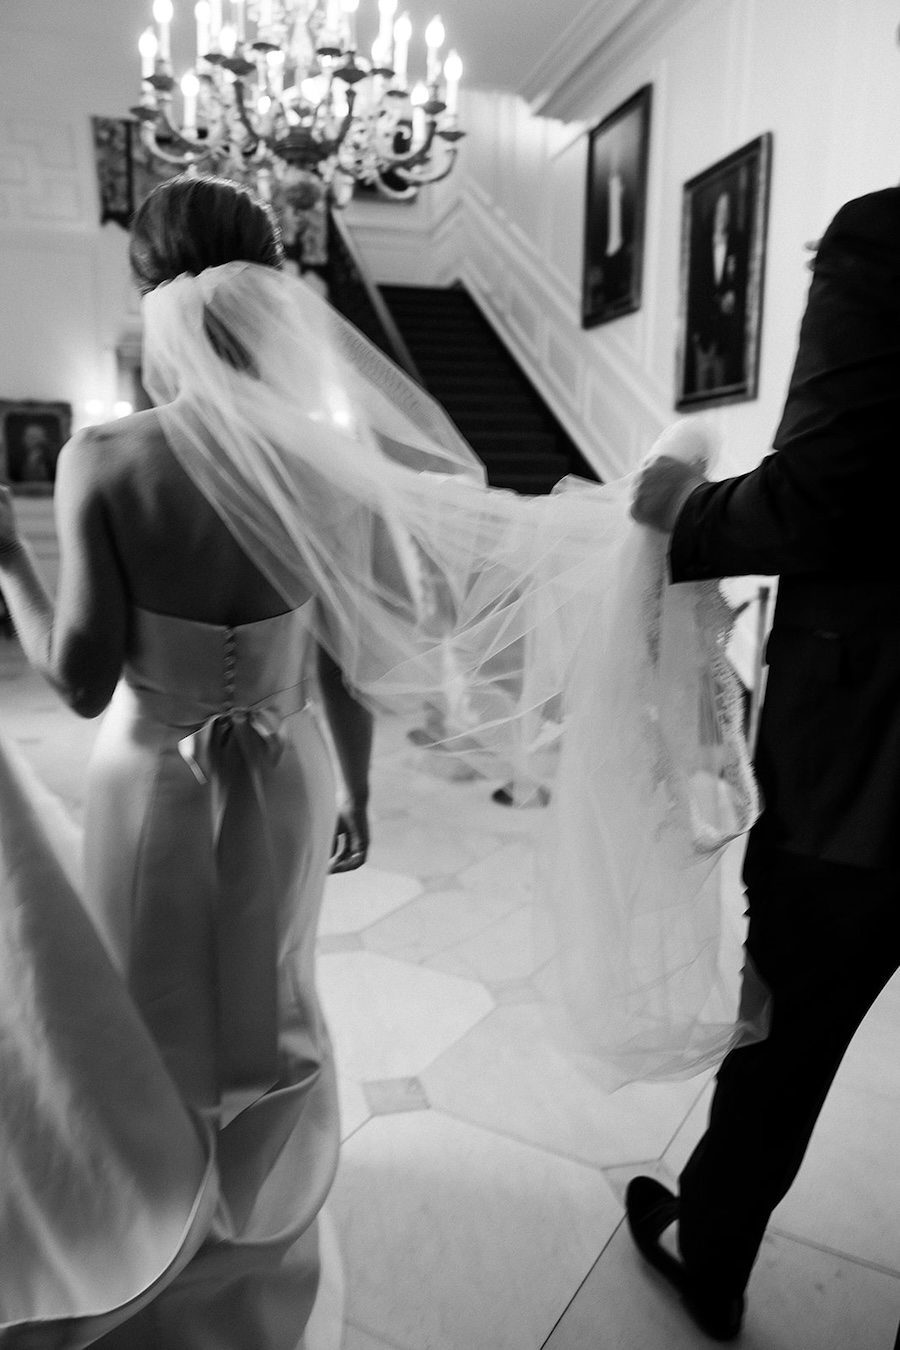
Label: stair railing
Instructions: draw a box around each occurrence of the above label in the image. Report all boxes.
[324,210,424,386]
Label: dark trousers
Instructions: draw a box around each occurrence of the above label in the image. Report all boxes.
[678,842,900,1296]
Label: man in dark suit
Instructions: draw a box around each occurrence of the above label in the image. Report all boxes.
[626,185,900,1341]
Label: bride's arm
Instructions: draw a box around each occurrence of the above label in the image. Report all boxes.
[0,432,127,717]
[316,642,373,872]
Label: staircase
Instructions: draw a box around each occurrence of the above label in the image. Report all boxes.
[379,285,598,495]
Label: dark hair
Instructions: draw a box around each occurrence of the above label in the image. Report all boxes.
[129,174,284,294]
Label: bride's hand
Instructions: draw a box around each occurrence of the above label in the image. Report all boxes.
[0,485,21,555]
[329,800,370,873]
[631,454,708,534]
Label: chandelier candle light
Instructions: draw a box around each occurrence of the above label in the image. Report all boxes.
[133,0,465,204]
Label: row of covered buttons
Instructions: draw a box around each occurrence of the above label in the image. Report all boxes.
[223,627,237,705]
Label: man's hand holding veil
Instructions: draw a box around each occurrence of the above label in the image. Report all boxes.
[631,453,709,534]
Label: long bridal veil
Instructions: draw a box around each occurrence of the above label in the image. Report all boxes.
[142,262,765,1087]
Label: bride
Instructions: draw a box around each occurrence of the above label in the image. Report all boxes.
[0,176,370,1349]
[0,173,760,1347]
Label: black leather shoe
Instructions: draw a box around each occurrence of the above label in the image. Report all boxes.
[625,1177,744,1341]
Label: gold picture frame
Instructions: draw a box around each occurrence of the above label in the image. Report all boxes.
[676,133,773,410]
[0,400,73,494]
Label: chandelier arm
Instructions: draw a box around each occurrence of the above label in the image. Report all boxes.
[371,174,419,202]
[328,87,357,155]
[333,108,355,152]
[140,119,208,168]
[374,119,439,172]
[392,146,459,188]
[232,81,262,156]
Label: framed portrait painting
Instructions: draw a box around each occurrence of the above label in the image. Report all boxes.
[581,85,652,328]
[676,133,772,410]
[91,116,180,229]
[0,400,72,494]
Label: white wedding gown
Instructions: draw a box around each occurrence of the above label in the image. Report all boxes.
[0,601,344,1350]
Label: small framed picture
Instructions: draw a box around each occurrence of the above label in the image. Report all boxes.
[0,400,72,494]
[676,133,772,410]
[91,116,135,228]
[581,85,653,328]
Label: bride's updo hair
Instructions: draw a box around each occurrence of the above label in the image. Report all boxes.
[129,174,283,295]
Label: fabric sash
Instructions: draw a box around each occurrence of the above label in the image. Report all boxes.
[173,685,311,1121]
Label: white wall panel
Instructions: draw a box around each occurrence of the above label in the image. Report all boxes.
[0,15,134,426]
[544,125,589,304]
[0,237,105,406]
[507,285,541,354]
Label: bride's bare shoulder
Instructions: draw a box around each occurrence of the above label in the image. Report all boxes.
[56,409,166,489]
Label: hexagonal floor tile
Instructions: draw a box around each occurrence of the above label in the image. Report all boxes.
[422,1001,710,1168]
[331,1111,621,1350]
[317,950,493,1081]
[319,867,423,935]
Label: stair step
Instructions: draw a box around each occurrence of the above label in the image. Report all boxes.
[413,352,522,373]
[422,372,529,394]
[380,286,475,307]
[467,429,560,451]
[477,455,563,476]
[472,445,569,466]
[435,389,545,413]
[381,296,488,315]
[449,411,550,434]
[381,306,480,327]
[401,334,504,353]
[490,474,566,494]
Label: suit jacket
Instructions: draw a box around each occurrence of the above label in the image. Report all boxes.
[670,186,900,869]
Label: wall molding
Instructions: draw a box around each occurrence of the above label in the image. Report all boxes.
[455,184,669,482]
[0,109,91,231]
[343,191,464,286]
[520,0,644,112]
[464,180,581,319]
[521,0,701,122]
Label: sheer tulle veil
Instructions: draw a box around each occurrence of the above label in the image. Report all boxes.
[142,261,765,1087]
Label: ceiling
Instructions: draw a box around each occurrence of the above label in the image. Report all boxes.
[3,0,595,97]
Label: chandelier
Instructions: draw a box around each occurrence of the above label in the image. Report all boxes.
[133,0,465,207]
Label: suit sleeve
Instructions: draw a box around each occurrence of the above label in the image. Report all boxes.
[669,190,900,583]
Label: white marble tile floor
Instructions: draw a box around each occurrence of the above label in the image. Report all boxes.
[2,639,898,1350]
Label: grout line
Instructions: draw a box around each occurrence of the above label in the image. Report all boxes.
[766,1226,900,1282]
[338,1117,372,1148]
[538,1214,629,1350]
[343,1316,417,1350]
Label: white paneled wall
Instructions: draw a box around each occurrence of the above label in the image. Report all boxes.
[0,19,136,428]
[342,0,900,680]
[0,112,83,226]
[349,0,900,489]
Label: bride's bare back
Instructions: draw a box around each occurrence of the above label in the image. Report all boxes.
[70,408,310,626]
[45,408,312,716]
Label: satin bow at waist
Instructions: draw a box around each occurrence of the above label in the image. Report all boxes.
[178,703,293,787]
[125,678,313,1123]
